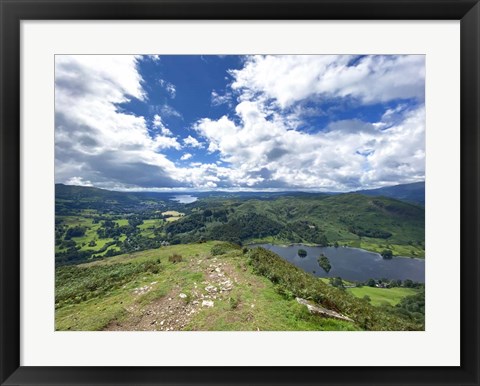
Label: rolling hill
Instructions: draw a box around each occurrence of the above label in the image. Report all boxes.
[354,181,425,206]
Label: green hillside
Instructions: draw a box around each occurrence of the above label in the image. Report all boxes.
[164,194,425,257]
[55,185,425,266]
[356,181,425,206]
[55,242,423,331]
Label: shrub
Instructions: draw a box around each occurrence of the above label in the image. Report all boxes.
[298,249,307,257]
[381,249,393,259]
[168,254,183,263]
[143,258,162,274]
[229,296,240,310]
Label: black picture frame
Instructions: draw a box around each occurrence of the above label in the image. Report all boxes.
[1,1,479,385]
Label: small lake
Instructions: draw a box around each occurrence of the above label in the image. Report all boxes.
[250,244,425,283]
[170,195,198,204]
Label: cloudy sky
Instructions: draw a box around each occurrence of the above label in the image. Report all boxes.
[55,55,425,192]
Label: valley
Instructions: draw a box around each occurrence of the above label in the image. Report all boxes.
[55,182,425,331]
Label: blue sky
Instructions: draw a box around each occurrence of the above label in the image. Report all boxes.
[55,55,425,192]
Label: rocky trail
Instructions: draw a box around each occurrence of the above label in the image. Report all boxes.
[105,256,239,331]
[103,250,354,332]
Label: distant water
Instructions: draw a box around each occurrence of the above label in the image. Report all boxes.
[250,244,425,282]
[170,195,198,204]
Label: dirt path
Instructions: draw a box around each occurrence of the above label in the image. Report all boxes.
[104,256,238,331]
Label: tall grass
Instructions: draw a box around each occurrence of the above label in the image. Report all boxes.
[56,259,162,307]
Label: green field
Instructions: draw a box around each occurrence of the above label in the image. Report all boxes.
[138,219,164,238]
[347,286,419,307]
[341,239,425,258]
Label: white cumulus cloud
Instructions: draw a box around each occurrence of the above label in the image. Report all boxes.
[152,114,173,136]
[55,55,182,189]
[183,135,204,148]
[56,54,425,192]
[231,55,425,109]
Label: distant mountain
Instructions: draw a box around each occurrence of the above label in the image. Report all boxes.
[55,184,323,201]
[354,182,425,206]
[56,183,141,203]
[56,181,425,208]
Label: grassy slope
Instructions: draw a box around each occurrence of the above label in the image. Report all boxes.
[247,247,422,331]
[55,242,355,331]
[55,242,421,331]
[56,243,214,331]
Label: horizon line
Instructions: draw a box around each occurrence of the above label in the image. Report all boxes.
[55,180,425,195]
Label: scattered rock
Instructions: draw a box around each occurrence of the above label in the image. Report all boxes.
[220,279,233,291]
[202,300,214,308]
[132,285,153,296]
[106,255,241,332]
[205,285,218,293]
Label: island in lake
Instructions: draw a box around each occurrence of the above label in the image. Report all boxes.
[55,182,425,332]
[55,54,425,331]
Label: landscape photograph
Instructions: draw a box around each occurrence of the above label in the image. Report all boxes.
[55,54,425,331]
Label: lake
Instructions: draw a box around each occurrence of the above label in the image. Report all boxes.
[250,244,425,282]
[170,195,198,204]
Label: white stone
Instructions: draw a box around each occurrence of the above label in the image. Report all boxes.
[202,300,214,308]
[205,285,217,293]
